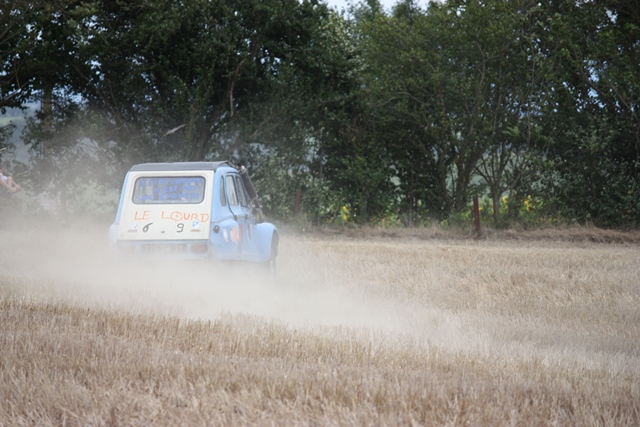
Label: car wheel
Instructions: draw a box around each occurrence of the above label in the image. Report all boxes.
[263,253,276,276]
[262,232,278,276]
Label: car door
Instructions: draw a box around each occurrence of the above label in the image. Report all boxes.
[222,173,244,258]
[233,174,257,259]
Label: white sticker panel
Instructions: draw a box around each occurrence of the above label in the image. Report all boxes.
[118,170,214,241]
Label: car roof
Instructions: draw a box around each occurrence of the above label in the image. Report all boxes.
[129,161,234,172]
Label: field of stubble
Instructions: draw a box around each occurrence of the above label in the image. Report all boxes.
[0,222,639,426]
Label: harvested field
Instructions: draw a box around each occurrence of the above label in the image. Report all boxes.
[1,222,639,426]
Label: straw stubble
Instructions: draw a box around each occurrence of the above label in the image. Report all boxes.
[1,225,638,426]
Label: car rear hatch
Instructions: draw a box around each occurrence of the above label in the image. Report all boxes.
[115,169,214,256]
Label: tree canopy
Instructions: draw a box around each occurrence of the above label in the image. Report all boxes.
[2,0,639,227]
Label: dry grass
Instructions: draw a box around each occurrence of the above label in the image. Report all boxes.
[1,221,639,426]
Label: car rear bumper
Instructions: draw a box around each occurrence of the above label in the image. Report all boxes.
[113,239,212,260]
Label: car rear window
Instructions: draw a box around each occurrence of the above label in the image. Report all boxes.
[132,176,206,204]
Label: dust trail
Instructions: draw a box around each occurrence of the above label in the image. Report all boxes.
[0,224,466,349]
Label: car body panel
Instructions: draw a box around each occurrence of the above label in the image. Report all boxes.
[110,161,278,264]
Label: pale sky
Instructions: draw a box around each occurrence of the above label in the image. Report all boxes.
[324,0,430,13]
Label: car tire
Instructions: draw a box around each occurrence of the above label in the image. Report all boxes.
[263,253,276,276]
[262,233,278,276]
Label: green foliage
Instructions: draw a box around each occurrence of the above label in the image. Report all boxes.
[0,121,15,153]
[441,194,559,231]
[533,0,640,228]
[538,118,640,227]
[2,0,639,228]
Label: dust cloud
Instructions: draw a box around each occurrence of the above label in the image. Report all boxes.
[0,221,464,348]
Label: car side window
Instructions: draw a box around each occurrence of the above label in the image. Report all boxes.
[220,177,226,206]
[235,176,248,207]
[225,175,239,206]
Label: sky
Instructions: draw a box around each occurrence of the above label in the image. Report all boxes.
[324,0,430,13]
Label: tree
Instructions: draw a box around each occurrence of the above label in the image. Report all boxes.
[15,0,364,219]
[0,0,44,112]
[358,0,525,221]
[467,0,553,226]
[536,0,640,226]
[70,0,340,164]
[0,0,102,213]
[0,1,38,153]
